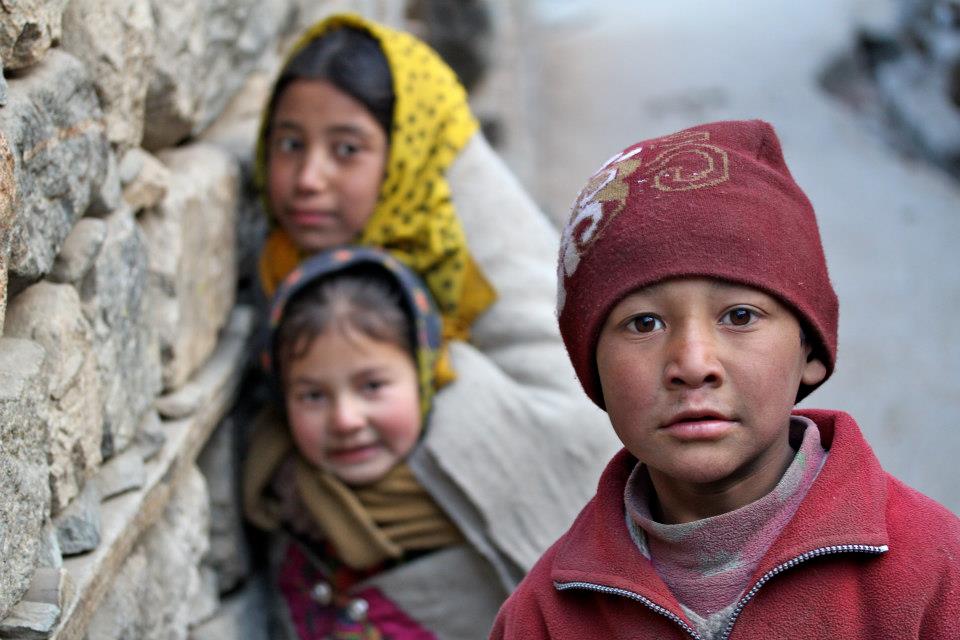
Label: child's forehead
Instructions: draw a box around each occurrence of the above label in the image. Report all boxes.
[612,277,781,307]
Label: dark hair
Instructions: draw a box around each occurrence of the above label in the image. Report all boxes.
[274,266,413,379]
[270,27,395,135]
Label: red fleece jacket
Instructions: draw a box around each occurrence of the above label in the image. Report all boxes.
[490,410,960,640]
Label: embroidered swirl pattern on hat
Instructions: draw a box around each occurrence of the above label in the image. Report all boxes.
[559,129,732,296]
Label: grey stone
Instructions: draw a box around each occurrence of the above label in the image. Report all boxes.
[79,206,162,458]
[61,0,156,151]
[0,338,49,621]
[53,480,101,556]
[200,71,272,173]
[4,281,103,514]
[22,568,72,609]
[155,383,207,419]
[0,131,14,335]
[81,546,147,640]
[142,0,294,150]
[117,147,146,186]
[0,49,109,293]
[188,578,270,640]
[140,144,238,391]
[198,418,249,593]
[87,150,123,216]
[0,0,69,70]
[0,601,60,639]
[190,566,220,627]
[84,465,209,640]
[134,410,166,462]
[34,525,62,570]
[289,0,405,34]
[48,218,107,285]
[199,70,273,287]
[121,149,171,212]
[94,449,146,500]
[0,62,6,107]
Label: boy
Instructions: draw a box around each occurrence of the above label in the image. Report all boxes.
[491,120,960,639]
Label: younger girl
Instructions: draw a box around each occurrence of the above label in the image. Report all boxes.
[244,246,506,639]
[254,13,619,595]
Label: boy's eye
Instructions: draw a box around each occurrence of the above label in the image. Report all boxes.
[627,314,664,333]
[721,307,758,327]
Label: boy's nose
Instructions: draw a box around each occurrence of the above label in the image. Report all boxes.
[663,324,724,389]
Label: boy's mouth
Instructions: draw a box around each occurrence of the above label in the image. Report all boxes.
[661,409,736,440]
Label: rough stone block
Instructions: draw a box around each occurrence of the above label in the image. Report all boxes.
[142,0,294,150]
[53,480,101,556]
[190,566,220,627]
[22,567,73,609]
[121,148,171,212]
[87,150,123,216]
[188,579,270,640]
[140,144,238,390]
[83,465,209,640]
[61,0,155,151]
[133,410,166,462]
[5,281,103,515]
[0,0,69,70]
[289,0,405,34]
[94,448,146,500]
[34,524,62,570]
[0,131,14,335]
[0,338,49,620]
[79,206,162,458]
[0,601,59,639]
[200,70,272,287]
[81,546,147,640]
[48,218,107,285]
[0,49,109,293]
[198,417,249,593]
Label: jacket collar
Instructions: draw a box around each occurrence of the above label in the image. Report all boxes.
[550,410,889,611]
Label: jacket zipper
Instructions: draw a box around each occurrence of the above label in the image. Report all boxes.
[553,581,702,639]
[554,543,888,640]
[718,543,888,640]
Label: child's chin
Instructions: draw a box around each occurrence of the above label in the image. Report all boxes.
[651,455,744,487]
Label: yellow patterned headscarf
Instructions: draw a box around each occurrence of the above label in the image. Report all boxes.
[255,13,496,385]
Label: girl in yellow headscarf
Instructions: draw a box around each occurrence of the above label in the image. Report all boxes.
[248,12,620,640]
[256,13,493,385]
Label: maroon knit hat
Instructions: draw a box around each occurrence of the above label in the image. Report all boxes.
[557,119,838,409]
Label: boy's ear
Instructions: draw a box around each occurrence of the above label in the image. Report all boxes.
[801,356,827,387]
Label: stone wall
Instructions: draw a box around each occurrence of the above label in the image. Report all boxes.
[0,1,520,637]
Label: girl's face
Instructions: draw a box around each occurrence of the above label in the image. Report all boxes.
[267,79,389,254]
[283,325,422,487]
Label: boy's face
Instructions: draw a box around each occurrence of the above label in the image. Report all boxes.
[596,278,826,500]
[283,326,421,486]
[267,79,388,254]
